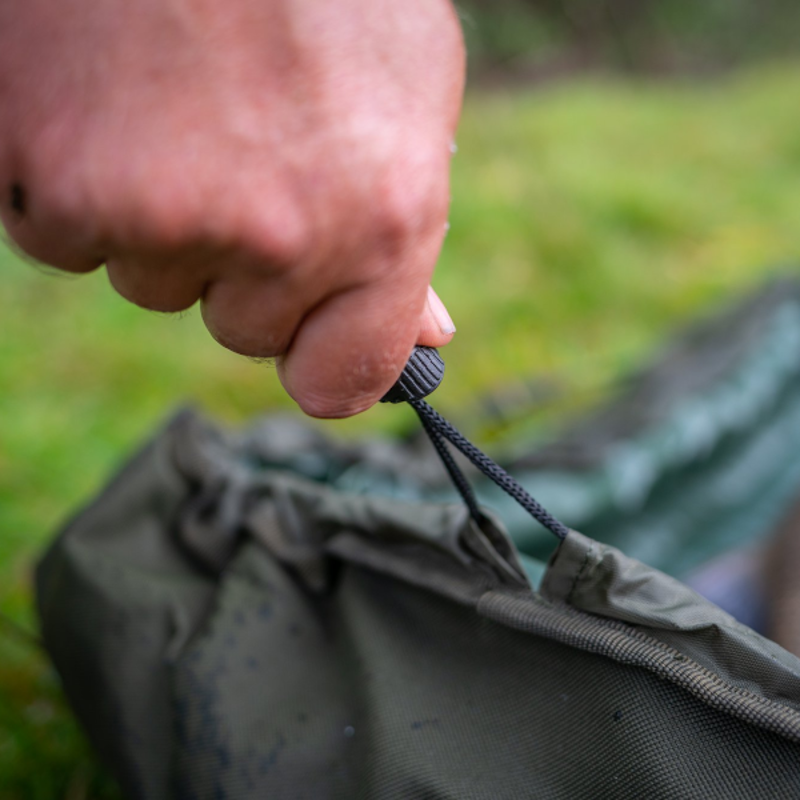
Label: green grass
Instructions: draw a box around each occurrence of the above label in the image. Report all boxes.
[2,61,800,797]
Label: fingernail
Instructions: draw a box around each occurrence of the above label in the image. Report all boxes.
[427,286,456,335]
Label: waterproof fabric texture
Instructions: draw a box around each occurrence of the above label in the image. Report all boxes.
[37,411,800,799]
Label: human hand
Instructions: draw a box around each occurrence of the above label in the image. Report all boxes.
[0,0,465,416]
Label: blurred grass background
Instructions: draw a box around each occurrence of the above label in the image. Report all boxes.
[2,16,800,800]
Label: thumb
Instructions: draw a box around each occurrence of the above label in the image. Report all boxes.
[416,285,456,348]
[277,283,456,419]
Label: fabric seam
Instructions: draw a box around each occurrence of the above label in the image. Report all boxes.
[478,589,800,743]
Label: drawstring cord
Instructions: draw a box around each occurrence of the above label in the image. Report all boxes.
[411,399,569,540]
[414,400,483,522]
[382,347,569,541]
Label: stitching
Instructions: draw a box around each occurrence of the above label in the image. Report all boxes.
[567,541,596,606]
[480,590,800,741]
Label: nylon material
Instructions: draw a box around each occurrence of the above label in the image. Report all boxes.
[542,531,800,710]
[150,413,800,710]
[179,492,243,573]
[652,627,800,711]
[73,412,800,695]
[187,445,531,593]
[509,287,800,579]
[249,501,333,594]
[458,516,529,587]
[44,525,800,799]
[246,472,481,570]
[543,530,741,629]
[245,488,525,604]
[335,569,800,800]
[326,533,496,609]
[540,528,587,602]
[173,543,360,799]
[172,413,483,579]
[189,563,800,798]
[233,464,525,605]
[468,512,529,579]
[244,474,530,591]
[37,407,800,797]
[479,590,800,743]
[38,553,190,800]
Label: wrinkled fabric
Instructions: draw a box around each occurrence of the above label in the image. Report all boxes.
[37,411,800,799]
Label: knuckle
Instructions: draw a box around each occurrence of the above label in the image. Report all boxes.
[46,147,207,252]
[243,206,312,272]
[371,161,445,252]
[1,160,102,272]
[138,201,197,250]
[373,187,423,247]
[102,181,203,251]
[23,158,90,234]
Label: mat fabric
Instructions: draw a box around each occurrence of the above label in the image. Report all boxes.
[36,411,800,799]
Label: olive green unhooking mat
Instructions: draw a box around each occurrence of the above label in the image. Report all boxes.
[36,411,800,799]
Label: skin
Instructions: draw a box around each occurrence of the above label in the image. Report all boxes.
[0,0,465,417]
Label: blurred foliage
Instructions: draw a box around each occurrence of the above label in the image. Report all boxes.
[2,62,800,797]
[459,0,800,78]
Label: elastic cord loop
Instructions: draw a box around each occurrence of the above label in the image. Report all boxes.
[410,399,569,541]
[415,405,483,521]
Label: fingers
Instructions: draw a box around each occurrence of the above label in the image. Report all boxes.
[276,281,425,418]
[2,178,457,418]
[200,273,310,358]
[1,156,457,421]
[105,254,210,313]
[0,179,105,273]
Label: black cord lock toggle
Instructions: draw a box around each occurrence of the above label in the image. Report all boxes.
[380,346,445,404]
